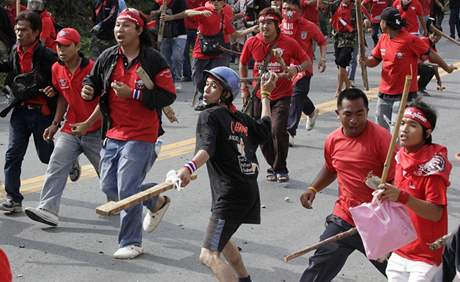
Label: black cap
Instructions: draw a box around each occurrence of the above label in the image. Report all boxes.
[380,7,405,29]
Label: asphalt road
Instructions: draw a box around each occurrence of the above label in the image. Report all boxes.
[1,28,460,282]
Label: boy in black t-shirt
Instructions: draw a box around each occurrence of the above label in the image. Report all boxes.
[177,67,277,282]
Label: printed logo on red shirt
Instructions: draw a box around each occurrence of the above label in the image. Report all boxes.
[230,121,248,136]
[135,79,145,90]
[301,31,308,40]
[417,154,446,176]
[58,78,69,89]
[396,52,404,59]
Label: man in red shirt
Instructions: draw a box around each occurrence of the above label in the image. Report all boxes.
[23,28,102,227]
[27,0,57,51]
[380,100,451,280]
[281,0,327,142]
[240,8,310,182]
[392,0,427,35]
[331,0,356,97]
[361,0,390,45]
[299,88,392,282]
[81,9,176,259]
[0,11,57,213]
[163,0,256,111]
[3,0,27,28]
[183,0,206,81]
[362,7,455,130]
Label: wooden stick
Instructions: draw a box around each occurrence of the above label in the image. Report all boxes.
[429,232,453,250]
[380,73,412,184]
[96,174,197,216]
[136,67,178,123]
[16,0,20,17]
[431,25,460,47]
[157,0,168,48]
[355,0,369,90]
[284,74,413,263]
[283,228,358,262]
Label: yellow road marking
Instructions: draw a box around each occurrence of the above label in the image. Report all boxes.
[2,62,460,196]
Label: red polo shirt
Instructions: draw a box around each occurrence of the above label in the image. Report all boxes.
[106,50,175,142]
[17,41,51,116]
[52,59,101,134]
[281,17,326,76]
[191,3,235,59]
[300,0,319,24]
[324,121,395,226]
[240,33,309,100]
[371,30,430,94]
[40,10,57,51]
[362,0,388,24]
[185,0,206,30]
[393,0,423,34]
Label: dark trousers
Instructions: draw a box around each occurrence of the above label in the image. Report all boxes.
[371,23,380,46]
[253,96,290,173]
[183,29,197,79]
[418,63,436,91]
[287,76,314,136]
[449,6,460,38]
[4,106,54,203]
[300,214,387,282]
[442,225,460,282]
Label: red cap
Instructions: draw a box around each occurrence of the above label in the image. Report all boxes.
[55,28,81,45]
[117,8,145,27]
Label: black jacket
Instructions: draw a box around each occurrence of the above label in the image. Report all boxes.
[83,45,176,138]
[0,7,15,50]
[0,41,58,115]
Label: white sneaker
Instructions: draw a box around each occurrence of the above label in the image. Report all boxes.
[143,196,170,233]
[288,134,294,147]
[175,82,182,92]
[306,109,319,131]
[25,207,58,227]
[113,245,144,259]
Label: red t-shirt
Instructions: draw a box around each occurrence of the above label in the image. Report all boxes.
[184,0,206,29]
[192,4,235,59]
[281,17,326,76]
[17,42,51,115]
[300,0,319,24]
[0,249,12,282]
[371,30,430,95]
[107,52,175,142]
[331,2,354,33]
[362,0,388,24]
[51,59,101,134]
[324,121,395,226]
[393,0,423,34]
[240,33,309,100]
[6,4,27,27]
[394,144,452,266]
[40,10,57,51]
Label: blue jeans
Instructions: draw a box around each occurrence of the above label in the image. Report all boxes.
[99,138,159,248]
[183,29,197,79]
[160,37,187,81]
[4,106,54,203]
[376,93,417,131]
[37,131,101,215]
[348,40,358,81]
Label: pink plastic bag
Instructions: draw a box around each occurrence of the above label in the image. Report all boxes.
[349,191,417,260]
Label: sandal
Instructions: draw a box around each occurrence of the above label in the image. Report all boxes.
[276,173,289,183]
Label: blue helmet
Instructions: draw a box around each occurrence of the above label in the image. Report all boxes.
[203,67,240,102]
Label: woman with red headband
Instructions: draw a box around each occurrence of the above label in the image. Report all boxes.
[379,99,452,281]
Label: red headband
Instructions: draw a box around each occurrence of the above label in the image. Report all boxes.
[117,8,145,27]
[259,14,281,23]
[403,107,432,129]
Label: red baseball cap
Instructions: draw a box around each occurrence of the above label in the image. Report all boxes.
[55,28,81,45]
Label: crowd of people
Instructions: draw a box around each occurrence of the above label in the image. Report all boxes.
[0,0,460,281]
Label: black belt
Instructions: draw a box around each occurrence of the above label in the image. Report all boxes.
[378,92,417,99]
[19,103,42,110]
